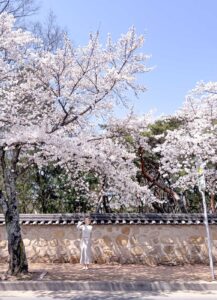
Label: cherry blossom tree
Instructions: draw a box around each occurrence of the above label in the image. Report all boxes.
[0,0,38,18]
[156,81,217,210]
[0,12,151,274]
[103,113,184,212]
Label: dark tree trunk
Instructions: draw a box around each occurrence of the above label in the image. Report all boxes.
[210,193,216,214]
[0,147,28,275]
[5,199,28,275]
[102,195,112,213]
[138,146,183,210]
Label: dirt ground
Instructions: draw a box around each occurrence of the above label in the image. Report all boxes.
[0,263,216,282]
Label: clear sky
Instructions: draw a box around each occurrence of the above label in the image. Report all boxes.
[36,0,217,116]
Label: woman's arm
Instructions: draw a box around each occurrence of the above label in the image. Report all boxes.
[77,220,83,230]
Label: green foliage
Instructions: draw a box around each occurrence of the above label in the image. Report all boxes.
[148,118,183,135]
[124,134,134,144]
[16,165,93,213]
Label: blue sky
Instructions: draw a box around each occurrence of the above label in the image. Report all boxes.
[37,0,217,116]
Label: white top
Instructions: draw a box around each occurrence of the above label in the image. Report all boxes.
[77,221,93,239]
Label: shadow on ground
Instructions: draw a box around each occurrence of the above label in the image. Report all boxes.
[0,263,215,282]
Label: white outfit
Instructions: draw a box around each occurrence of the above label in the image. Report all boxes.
[77,221,93,264]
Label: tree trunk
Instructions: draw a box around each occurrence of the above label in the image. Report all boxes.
[210,193,216,214]
[138,146,181,205]
[0,147,28,275]
[5,201,28,275]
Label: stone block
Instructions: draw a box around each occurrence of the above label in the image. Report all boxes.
[148,245,163,257]
[47,247,58,256]
[211,231,217,240]
[108,255,119,263]
[121,226,130,235]
[63,239,71,246]
[0,241,7,249]
[35,238,48,247]
[160,236,175,244]
[189,236,205,245]
[174,245,188,258]
[116,234,128,247]
[138,234,148,244]
[130,235,138,246]
[144,255,158,266]
[130,246,144,256]
[93,255,107,264]
[23,239,31,247]
[69,255,79,263]
[0,249,8,258]
[38,248,47,257]
[48,239,58,247]
[163,245,175,255]
[152,237,159,244]
[159,255,176,265]
[102,236,112,247]
[188,245,204,263]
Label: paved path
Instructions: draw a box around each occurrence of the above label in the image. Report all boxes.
[1,290,217,300]
[1,263,216,282]
[0,263,217,299]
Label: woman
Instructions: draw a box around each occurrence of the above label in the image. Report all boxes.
[77,216,93,270]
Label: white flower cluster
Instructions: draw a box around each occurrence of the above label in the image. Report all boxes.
[0,13,153,207]
[157,81,217,193]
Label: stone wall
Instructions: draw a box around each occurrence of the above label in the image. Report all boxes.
[0,224,217,265]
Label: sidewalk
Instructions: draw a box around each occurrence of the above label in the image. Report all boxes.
[0,263,217,291]
[1,263,215,281]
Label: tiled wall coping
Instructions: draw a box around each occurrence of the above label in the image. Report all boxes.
[0,213,217,225]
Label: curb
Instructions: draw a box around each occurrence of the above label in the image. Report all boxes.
[0,280,217,291]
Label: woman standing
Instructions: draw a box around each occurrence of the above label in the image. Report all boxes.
[77,216,93,270]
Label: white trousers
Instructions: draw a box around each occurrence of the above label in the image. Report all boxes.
[80,237,91,264]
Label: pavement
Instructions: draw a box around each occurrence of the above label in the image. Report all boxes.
[1,290,217,300]
[0,263,217,293]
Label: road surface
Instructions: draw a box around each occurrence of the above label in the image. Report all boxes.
[1,290,217,300]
